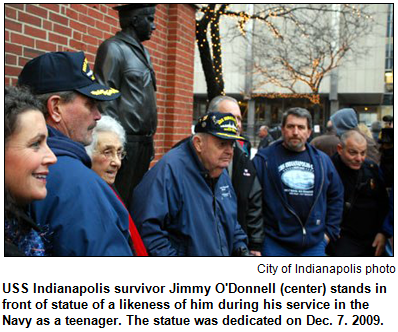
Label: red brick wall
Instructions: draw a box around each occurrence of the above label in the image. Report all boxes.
[5,3,196,161]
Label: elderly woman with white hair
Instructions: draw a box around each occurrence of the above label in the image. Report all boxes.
[86,115,147,256]
[86,115,127,186]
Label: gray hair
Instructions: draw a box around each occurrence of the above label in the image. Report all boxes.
[208,95,239,112]
[282,107,312,130]
[340,129,366,148]
[85,115,126,158]
[35,91,78,118]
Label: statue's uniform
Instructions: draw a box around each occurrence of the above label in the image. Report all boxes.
[95,31,157,205]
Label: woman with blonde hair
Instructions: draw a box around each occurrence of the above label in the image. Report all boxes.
[357,123,373,139]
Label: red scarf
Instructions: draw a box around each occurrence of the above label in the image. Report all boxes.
[110,186,148,256]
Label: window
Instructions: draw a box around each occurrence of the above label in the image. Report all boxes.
[385,4,393,70]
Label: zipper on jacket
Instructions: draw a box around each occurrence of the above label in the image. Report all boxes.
[210,179,226,255]
[213,193,217,216]
[305,154,325,227]
[286,204,307,247]
[265,159,307,247]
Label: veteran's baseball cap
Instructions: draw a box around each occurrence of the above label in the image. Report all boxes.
[18,51,120,101]
[194,112,246,141]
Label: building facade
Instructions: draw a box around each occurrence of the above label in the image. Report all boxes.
[194,4,393,145]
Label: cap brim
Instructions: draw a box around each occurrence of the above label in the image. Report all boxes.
[76,83,121,101]
[209,132,247,141]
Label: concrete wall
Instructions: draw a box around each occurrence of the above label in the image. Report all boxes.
[334,4,387,94]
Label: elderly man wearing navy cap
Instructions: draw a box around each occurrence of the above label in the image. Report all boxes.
[130,112,249,256]
[95,4,158,207]
[18,51,134,256]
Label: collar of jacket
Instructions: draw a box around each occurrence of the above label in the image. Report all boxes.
[47,125,92,168]
[332,153,370,194]
[232,143,246,173]
[116,31,145,51]
[115,31,152,69]
[115,31,157,91]
[332,153,360,176]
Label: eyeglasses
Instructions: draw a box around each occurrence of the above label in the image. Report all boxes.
[97,149,127,160]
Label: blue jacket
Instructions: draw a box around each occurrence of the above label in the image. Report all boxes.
[130,140,248,256]
[253,141,344,252]
[31,126,133,256]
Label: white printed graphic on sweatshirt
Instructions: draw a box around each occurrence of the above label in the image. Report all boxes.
[278,161,314,197]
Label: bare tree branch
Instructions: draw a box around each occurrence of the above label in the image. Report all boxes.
[196,4,376,104]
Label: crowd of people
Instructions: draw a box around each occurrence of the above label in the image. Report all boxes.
[255,108,393,257]
[4,5,394,257]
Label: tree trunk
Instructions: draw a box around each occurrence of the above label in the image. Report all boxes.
[196,4,227,102]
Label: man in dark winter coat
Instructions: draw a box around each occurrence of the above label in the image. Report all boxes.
[310,121,340,157]
[330,108,380,164]
[328,130,389,256]
[18,51,133,256]
[95,4,157,206]
[253,108,344,256]
[208,96,264,255]
[131,113,249,256]
[258,125,275,150]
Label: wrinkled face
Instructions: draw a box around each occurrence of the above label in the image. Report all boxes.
[194,134,234,178]
[91,131,123,185]
[282,115,311,152]
[59,94,101,146]
[5,110,57,205]
[217,100,242,134]
[337,136,367,170]
[133,10,156,41]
